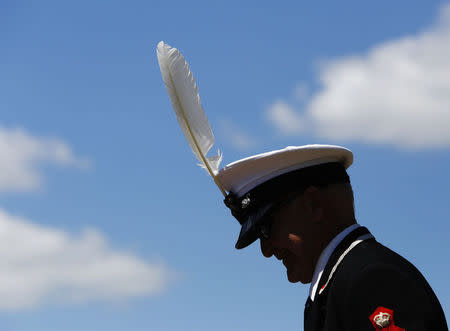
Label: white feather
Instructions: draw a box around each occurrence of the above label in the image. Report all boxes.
[157,41,226,195]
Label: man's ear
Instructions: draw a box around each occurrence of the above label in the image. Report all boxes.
[303,186,324,223]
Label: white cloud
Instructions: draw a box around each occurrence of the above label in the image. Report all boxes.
[266,101,303,136]
[0,126,91,193]
[0,208,173,311]
[219,119,258,150]
[267,3,450,149]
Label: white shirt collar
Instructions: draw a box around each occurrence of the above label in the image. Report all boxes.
[308,223,360,301]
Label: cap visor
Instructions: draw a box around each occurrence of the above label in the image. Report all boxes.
[235,203,275,249]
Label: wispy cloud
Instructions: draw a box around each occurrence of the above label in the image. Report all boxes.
[0,126,91,193]
[266,101,303,136]
[267,3,450,149]
[219,119,258,151]
[0,208,174,311]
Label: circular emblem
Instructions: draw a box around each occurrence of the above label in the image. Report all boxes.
[373,312,391,328]
[241,197,251,209]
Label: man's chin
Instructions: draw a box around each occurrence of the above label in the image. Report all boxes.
[287,269,311,284]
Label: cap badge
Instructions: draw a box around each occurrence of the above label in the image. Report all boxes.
[241,196,251,209]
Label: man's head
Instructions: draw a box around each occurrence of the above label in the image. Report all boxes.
[259,182,356,283]
[217,145,354,281]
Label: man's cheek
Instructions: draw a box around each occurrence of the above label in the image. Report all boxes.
[288,233,303,245]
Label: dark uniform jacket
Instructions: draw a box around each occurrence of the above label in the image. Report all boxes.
[304,227,448,331]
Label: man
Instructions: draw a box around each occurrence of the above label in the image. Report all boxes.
[217,145,447,331]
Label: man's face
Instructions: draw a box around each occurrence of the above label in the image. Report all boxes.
[259,190,318,284]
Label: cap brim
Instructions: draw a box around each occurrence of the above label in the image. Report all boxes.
[235,203,275,249]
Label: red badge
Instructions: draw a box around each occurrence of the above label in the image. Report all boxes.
[369,307,405,331]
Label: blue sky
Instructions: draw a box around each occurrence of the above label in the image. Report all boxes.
[1,1,449,330]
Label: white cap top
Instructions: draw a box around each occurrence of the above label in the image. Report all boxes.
[216,144,353,198]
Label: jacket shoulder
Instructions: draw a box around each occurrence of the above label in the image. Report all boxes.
[323,239,447,331]
[337,239,422,277]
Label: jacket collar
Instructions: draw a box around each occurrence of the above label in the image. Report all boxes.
[309,225,373,301]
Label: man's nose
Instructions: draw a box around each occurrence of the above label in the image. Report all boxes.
[260,238,274,258]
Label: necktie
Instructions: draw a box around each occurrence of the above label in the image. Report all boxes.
[304,297,313,330]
